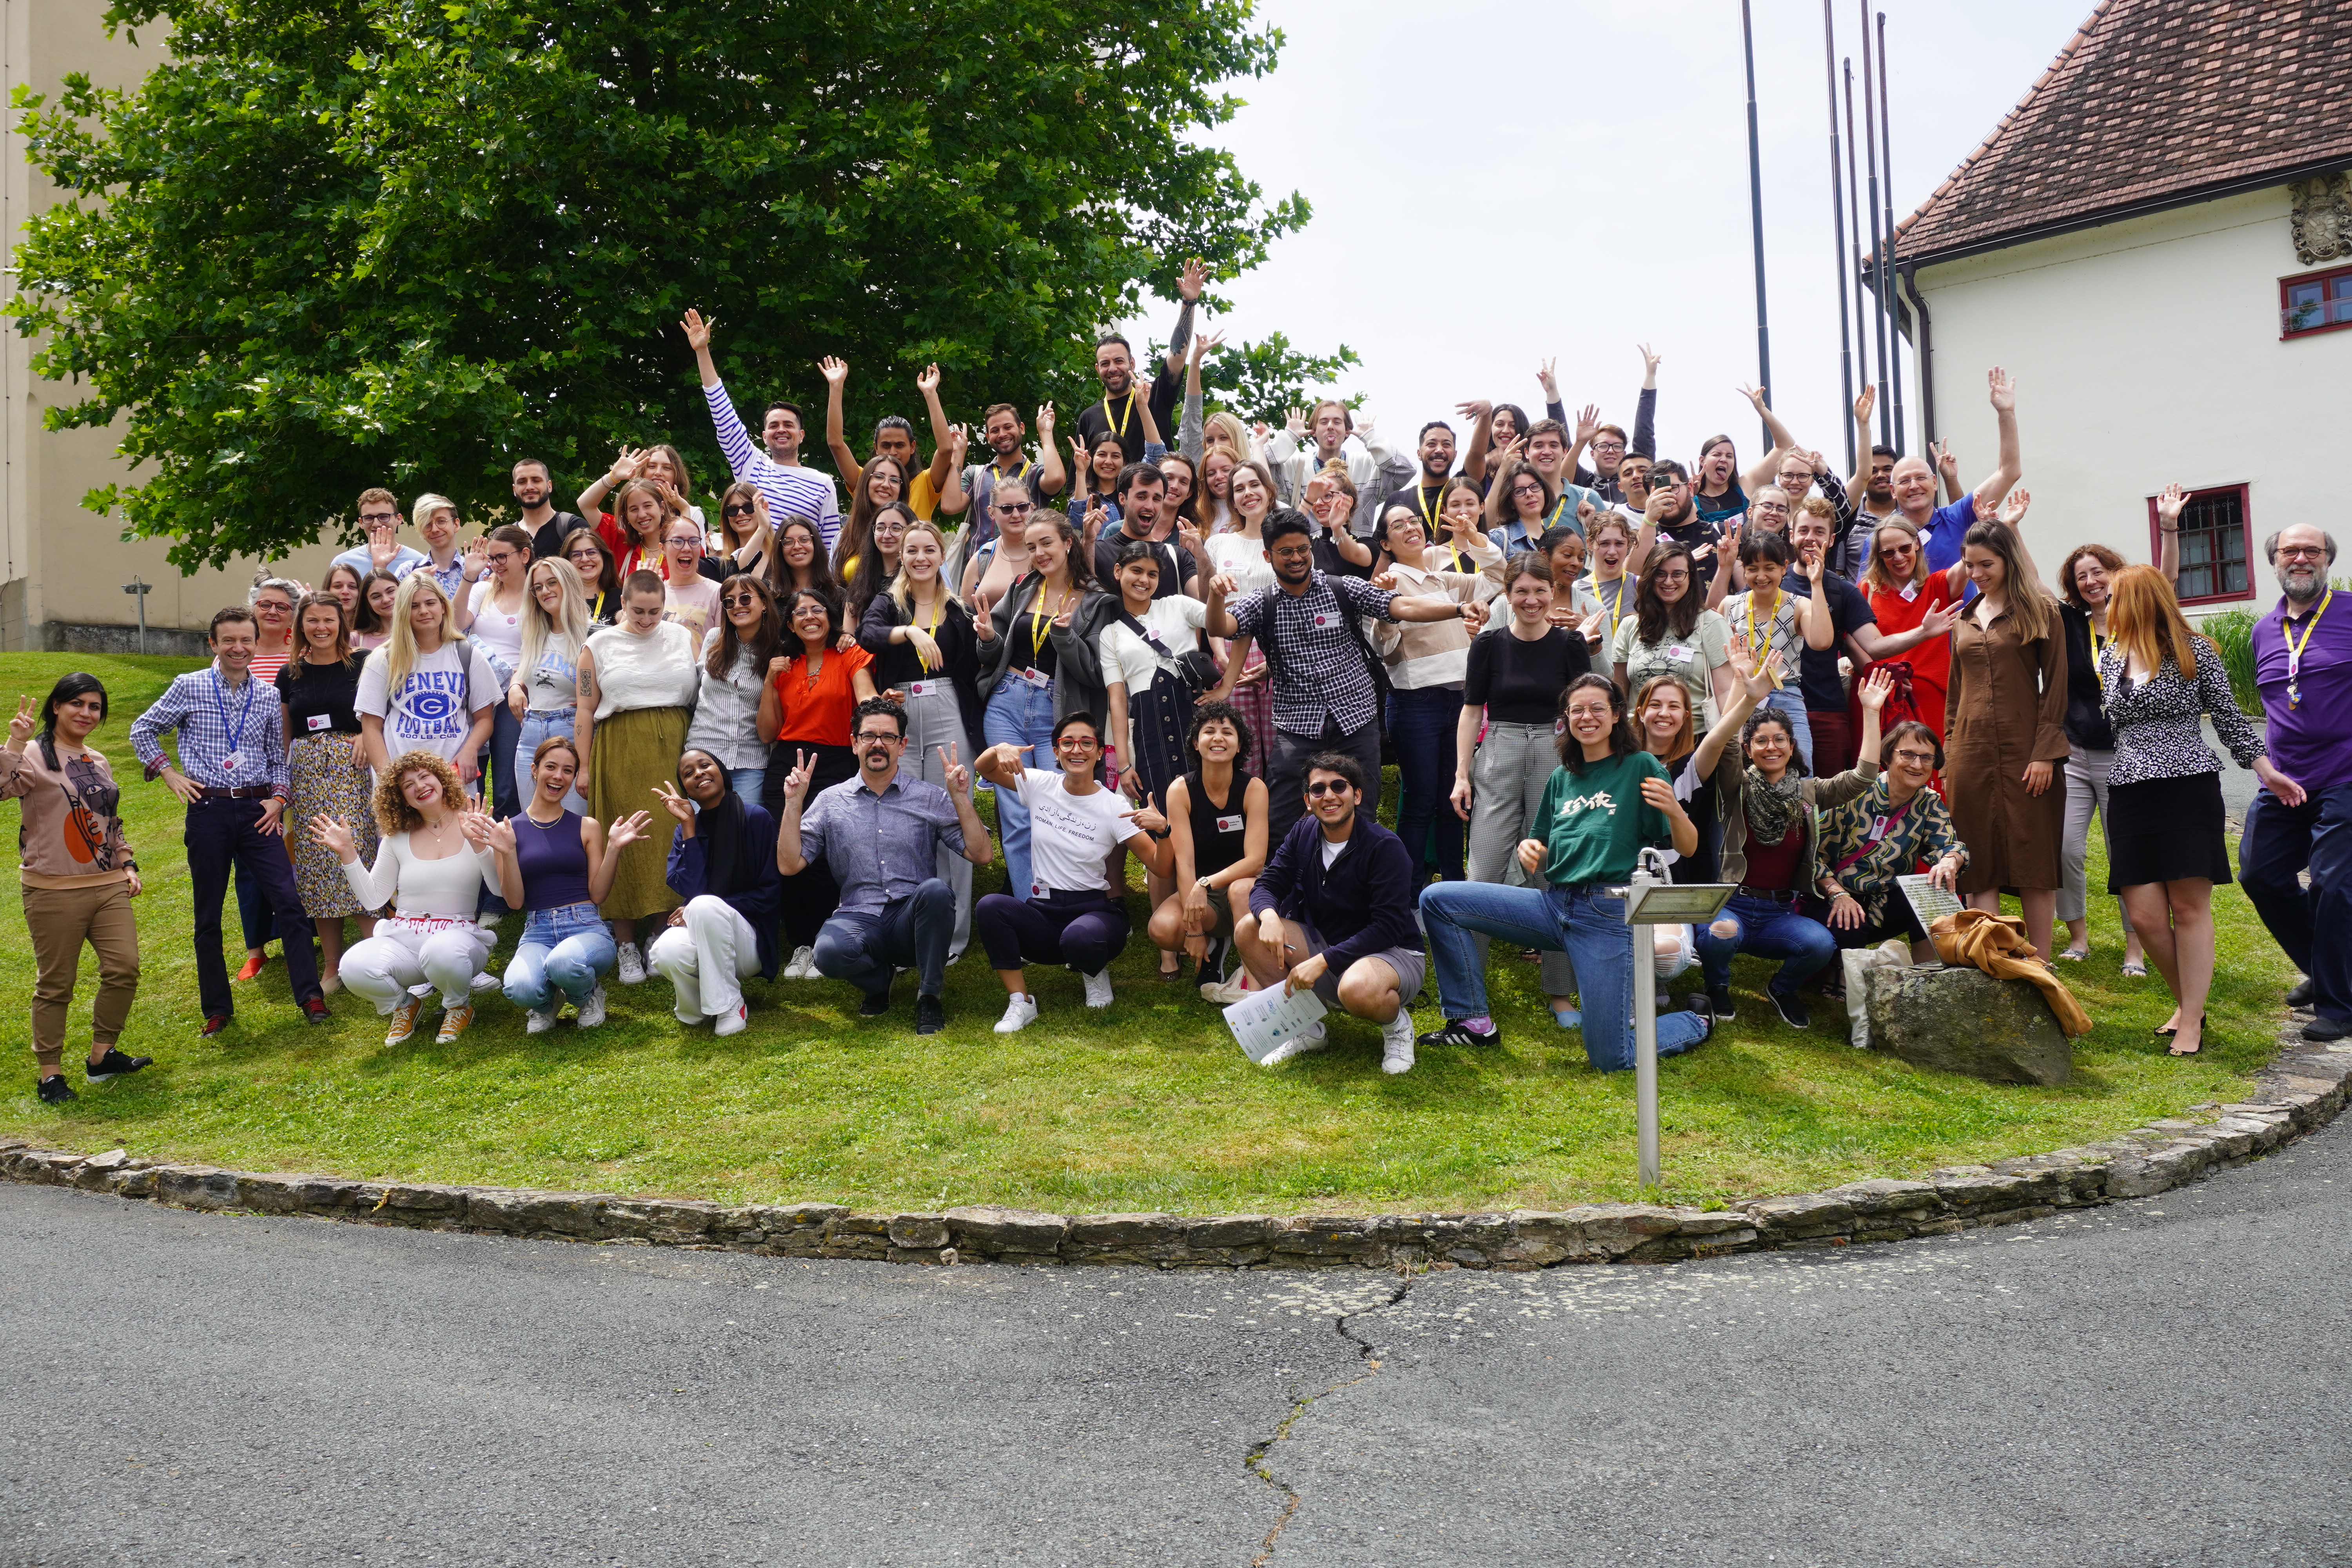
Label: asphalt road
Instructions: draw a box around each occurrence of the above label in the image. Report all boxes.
[6,1118,2349,1567]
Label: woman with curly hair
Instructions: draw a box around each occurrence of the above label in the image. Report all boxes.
[308,750,502,1046]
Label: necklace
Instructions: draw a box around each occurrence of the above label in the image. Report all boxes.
[523,806,565,829]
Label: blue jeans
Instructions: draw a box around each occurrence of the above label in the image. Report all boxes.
[514,708,585,815]
[487,694,524,820]
[2241,782,2352,1025]
[1419,880,1707,1073]
[730,766,766,808]
[1764,687,1814,771]
[503,902,616,1009]
[1694,892,1838,999]
[983,677,1060,904]
[813,880,955,1000]
[1387,686,1463,883]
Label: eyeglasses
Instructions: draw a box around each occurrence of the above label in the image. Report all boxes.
[1565,706,1615,722]
[722,502,757,519]
[1893,750,1939,766]
[1653,570,1689,583]
[1592,441,1626,454]
[1303,779,1352,797]
[1512,483,1545,498]
[486,550,518,564]
[853,731,903,745]
[359,512,399,526]
[1753,501,1790,515]
[2278,546,2327,561]
[998,502,1035,517]
[566,547,602,562]
[1880,543,1918,559]
[1056,735,1100,751]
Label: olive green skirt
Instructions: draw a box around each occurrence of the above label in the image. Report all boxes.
[589,705,691,922]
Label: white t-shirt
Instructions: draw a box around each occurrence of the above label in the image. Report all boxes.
[1321,833,1347,868]
[1019,767,1135,896]
[465,580,526,670]
[1205,531,1274,593]
[355,641,501,764]
[1096,596,1210,693]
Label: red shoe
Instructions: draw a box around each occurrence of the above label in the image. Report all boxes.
[199,1014,231,1038]
[235,952,269,982]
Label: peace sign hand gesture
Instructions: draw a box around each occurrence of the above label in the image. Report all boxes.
[6,695,35,748]
[937,742,973,798]
[651,779,696,829]
[972,592,996,644]
[781,748,818,807]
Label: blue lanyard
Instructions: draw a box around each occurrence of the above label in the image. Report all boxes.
[209,669,256,758]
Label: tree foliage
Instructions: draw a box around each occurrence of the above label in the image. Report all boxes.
[9,0,1315,567]
[1151,331,1362,429]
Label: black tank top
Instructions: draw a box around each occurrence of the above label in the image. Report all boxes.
[1184,769,1248,879]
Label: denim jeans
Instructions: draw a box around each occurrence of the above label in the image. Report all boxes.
[514,708,585,815]
[813,880,954,1000]
[2240,781,2352,1026]
[487,693,525,820]
[1387,686,1463,884]
[1764,686,1814,771]
[730,766,767,809]
[1419,879,1707,1073]
[1693,891,1838,999]
[503,901,617,1009]
[984,677,1060,905]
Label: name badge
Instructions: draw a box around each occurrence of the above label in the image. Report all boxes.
[1311,612,1339,630]
[1216,813,1245,833]
[1898,581,1920,603]
[1016,667,1053,690]
[306,712,332,732]
[907,680,938,697]
[1666,645,1693,662]
[220,750,244,774]
[1031,879,1047,899]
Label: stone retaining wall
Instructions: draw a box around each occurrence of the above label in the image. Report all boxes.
[10,1038,2348,1272]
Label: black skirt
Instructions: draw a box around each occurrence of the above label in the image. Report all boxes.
[2106,771,2233,891]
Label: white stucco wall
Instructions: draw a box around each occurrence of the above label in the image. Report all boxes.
[1908,185,2348,612]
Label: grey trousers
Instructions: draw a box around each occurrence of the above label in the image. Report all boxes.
[900,680,975,963]
[1465,720,1577,999]
[2059,744,2129,931]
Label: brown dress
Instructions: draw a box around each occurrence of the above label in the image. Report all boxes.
[1944,597,2070,893]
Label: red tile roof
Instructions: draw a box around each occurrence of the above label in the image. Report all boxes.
[1893,0,2352,266]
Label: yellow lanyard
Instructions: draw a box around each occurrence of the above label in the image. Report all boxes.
[1544,493,1570,528]
[2087,617,2105,672]
[916,592,946,637]
[1029,583,1071,657]
[1418,483,1445,536]
[1598,576,1628,638]
[1745,592,1783,687]
[2287,588,2333,708]
[1101,391,1135,439]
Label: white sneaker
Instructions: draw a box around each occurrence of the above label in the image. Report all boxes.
[1260,1022,1329,1066]
[715,1002,748,1038]
[575,985,608,1029]
[469,970,501,995]
[1082,969,1114,1009]
[1381,1012,1417,1074]
[1201,973,1252,1005]
[993,993,1040,1034]
[615,942,646,985]
[525,1006,558,1035]
[785,945,817,980]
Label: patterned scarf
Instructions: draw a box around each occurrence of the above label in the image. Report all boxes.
[1743,766,1805,847]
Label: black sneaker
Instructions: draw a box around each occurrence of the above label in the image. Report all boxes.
[1688,990,1717,1044]
[858,987,892,1018]
[2287,977,2314,1009]
[1705,985,1737,1022]
[1769,990,1812,1030]
[915,995,945,1036]
[37,1075,77,1105]
[84,1048,153,1083]
[1416,1019,1500,1049]
[2306,1015,2349,1043]
[301,996,332,1025]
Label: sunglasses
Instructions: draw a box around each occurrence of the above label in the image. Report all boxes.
[722,593,761,608]
[998,502,1035,517]
[1881,543,1918,558]
[722,502,757,519]
[1304,779,1352,797]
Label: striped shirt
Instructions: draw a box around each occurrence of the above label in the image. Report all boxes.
[128,664,292,796]
[702,379,842,550]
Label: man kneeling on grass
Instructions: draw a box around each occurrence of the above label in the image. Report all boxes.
[780,697,993,1035]
[1230,753,1427,1074]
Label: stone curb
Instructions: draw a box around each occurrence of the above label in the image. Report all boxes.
[9,1030,2348,1273]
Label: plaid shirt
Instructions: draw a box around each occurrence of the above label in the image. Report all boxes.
[704,379,843,551]
[1230,572,1399,737]
[128,665,292,796]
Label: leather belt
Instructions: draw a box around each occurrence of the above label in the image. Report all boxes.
[198,784,278,800]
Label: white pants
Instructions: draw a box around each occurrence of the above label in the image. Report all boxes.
[342,917,492,1014]
[648,895,762,1020]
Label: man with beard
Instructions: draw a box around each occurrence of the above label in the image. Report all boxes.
[789,697,993,1036]
[683,308,844,550]
[1636,459,1727,598]
[1205,512,1485,842]
[1385,421,1459,539]
[1267,400,1415,537]
[1782,498,1954,773]
[2240,523,2350,1041]
[1091,463,1198,602]
[950,401,1067,557]
[1075,260,1205,466]
[515,459,589,561]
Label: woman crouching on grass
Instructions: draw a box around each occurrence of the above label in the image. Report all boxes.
[472,736,654,1034]
[310,750,502,1046]
[1148,701,1269,998]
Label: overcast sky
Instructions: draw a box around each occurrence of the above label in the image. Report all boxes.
[1122,0,2090,471]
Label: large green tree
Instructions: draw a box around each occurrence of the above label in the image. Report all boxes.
[10,0,1318,568]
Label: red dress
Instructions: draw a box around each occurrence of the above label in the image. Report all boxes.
[1861,573,1959,740]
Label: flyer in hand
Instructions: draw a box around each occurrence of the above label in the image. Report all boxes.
[1223,983,1329,1065]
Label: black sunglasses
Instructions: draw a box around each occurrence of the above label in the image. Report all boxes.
[722,502,757,518]
[1304,779,1352,797]
[998,502,1035,517]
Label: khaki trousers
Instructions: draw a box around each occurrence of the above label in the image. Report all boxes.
[27,880,141,1073]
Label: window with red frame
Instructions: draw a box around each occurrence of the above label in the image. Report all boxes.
[2283,264,2352,338]
[2150,484,2251,606]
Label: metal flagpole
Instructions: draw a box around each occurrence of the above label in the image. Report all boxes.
[1877,10,1906,457]
[1844,59,1868,447]
[1824,0,1857,474]
[1741,0,1773,450]
[1858,0,1892,450]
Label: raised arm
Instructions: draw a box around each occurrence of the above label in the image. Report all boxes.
[1692,647,1777,778]
[1845,383,1877,497]
[1632,344,1660,459]
[2154,482,2184,584]
[1034,404,1067,499]
[682,308,762,480]
[1457,400,1495,485]
[1969,367,2022,517]
[820,356,860,491]
[1737,386,1797,494]
[917,364,955,491]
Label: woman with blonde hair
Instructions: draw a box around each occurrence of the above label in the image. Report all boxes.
[355,571,501,786]
[2099,563,2291,1056]
[511,556,594,812]
[1855,514,1962,740]
[309,750,501,1045]
[409,492,472,601]
[1944,503,2067,959]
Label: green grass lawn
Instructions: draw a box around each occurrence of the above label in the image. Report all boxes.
[0,652,2293,1215]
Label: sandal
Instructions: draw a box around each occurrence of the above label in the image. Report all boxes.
[2056,947,2089,963]
[2120,960,2147,978]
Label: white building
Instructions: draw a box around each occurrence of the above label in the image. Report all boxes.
[1890,0,2352,612]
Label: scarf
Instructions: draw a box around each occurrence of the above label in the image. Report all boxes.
[1743,766,1804,847]
[685,753,750,898]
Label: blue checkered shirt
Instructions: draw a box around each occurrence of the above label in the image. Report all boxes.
[129,666,292,795]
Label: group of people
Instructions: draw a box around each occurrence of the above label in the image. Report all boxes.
[18,278,2348,1102]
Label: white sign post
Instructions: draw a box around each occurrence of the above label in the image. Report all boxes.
[1615,849,1737,1188]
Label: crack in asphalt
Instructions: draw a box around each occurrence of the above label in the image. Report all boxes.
[1243,1270,1418,1565]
